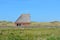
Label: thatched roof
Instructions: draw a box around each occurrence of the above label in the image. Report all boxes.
[15,14,30,23]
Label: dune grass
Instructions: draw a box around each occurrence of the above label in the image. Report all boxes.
[0,28,59,40]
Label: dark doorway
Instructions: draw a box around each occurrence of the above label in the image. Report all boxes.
[17,24,21,26]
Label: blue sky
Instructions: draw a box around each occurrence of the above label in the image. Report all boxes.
[0,0,60,22]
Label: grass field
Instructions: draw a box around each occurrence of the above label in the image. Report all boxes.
[0,28,60,40]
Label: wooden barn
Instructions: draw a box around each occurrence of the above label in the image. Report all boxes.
[15,14,30,26]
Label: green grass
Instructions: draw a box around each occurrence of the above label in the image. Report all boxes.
[0,28,60,40]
